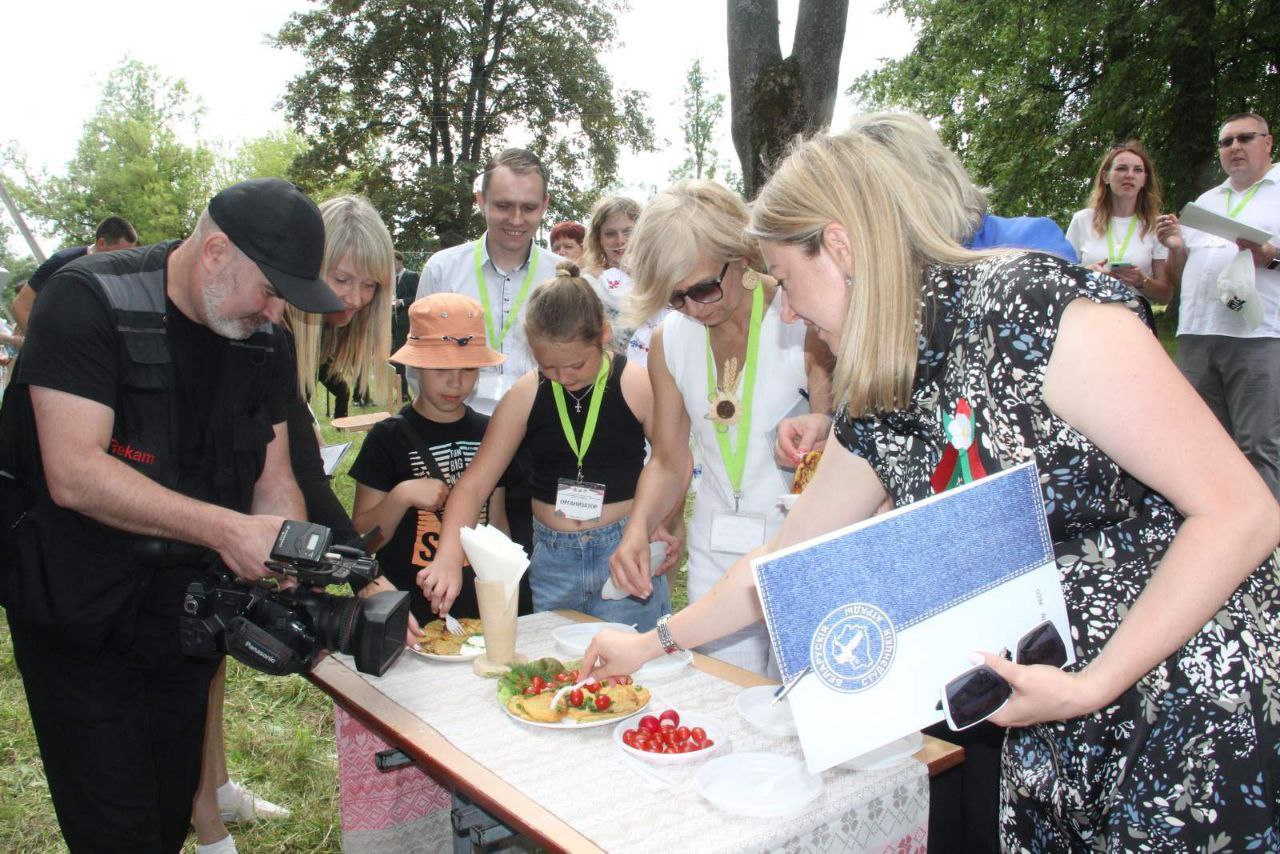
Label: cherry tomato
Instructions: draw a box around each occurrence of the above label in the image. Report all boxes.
[645,741,661,753]
[570,669,580,681]
[594,694,612,711]
[659,709,680,728]
[703,739,715,748]
[638,715,660,733]
[568,688,584,708]
[554,672,571,683]
[523,686,538,696]
[530,676,545,692]
[674,726,690,743]
[584,681,602,694]
[690,726,707,744]
[622,730,639,748]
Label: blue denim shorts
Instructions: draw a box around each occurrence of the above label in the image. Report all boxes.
[530,516,671,631]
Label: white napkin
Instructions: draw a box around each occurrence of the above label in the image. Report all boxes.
[601,541,667,601]
[1217,248,1265,329]
[459,524,529,602]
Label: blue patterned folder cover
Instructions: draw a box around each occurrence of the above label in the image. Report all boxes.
[752,462,1068,769]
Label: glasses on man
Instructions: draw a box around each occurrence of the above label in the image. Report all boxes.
[1218,132,1266,148]
[668,262,730,310]
[937,620,1068,731]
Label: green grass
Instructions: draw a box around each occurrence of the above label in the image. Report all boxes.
[0,388,691,852]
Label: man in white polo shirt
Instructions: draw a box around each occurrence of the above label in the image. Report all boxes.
[1159,112,1280,500]
[416,148,563,415]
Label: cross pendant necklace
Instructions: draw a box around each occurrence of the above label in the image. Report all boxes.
[566,384,593,413]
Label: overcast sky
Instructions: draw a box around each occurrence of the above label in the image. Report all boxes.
[1,1,914,254]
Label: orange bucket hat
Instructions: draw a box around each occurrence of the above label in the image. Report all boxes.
[391,293,505,369]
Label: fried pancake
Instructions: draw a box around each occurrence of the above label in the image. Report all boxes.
[791,450,823,494]
[565,684,651,722]
[507,692,563,723]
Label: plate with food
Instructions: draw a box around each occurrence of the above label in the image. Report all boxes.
[498,657,650,729]
[614,708,726,765]
[410,617,486,661]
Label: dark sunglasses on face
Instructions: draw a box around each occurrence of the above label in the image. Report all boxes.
[1219,132,1265,148]
[668,262,730,309]
[937,620,1068,731]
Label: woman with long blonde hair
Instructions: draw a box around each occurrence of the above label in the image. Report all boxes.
[584,122,1280,849]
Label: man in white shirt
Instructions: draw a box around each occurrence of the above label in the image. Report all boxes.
[1158,112,1280,499]
[415,148,563,415]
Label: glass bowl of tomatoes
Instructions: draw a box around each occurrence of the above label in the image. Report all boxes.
[613,708,726,765]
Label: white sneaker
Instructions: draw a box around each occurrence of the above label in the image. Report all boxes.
[217,780,291,823]
[196,833,239,854]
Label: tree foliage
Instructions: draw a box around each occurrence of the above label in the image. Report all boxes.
[274,0,654,253]
[671,59,739,189]
[727,0,850,197]
[853,0,1280,227]
[6,60,216,245]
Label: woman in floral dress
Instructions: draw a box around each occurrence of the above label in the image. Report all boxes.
[584,122,1280,850]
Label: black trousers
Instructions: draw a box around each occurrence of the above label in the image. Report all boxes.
[7,570,219,853]
[923,719,1005,853]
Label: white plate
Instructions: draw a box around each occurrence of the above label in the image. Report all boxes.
[502,697,649,730]
[778,493,799,511]
[696,753,822,818]
[634,649,693,681]
[552,622,637,657]
[735,684,798,737]
[612,715,726,765]
[839,732,924,771]
[409,635,485,662]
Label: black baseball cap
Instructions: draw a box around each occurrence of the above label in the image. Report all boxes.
[208,178,344,313]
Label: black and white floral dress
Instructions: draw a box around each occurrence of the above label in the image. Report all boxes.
[834,253,1280,852]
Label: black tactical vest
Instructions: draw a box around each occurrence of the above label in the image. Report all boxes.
[0,242,279,652]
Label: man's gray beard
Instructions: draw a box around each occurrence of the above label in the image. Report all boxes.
[202,264,260,340]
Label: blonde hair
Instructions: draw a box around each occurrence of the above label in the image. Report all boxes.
[748,129,995,417]
[844,112,990,243]
[624,180,760,328]
[583,196,640,275]
[1087,140,1163,239]
[524,261,606,344]
[285,195,394,404]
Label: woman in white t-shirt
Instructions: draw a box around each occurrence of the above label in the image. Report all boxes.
[1066,140,1172,304]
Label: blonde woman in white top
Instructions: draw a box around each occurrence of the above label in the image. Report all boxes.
[1066,140,1172,304]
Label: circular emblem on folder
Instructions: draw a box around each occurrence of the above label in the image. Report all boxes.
[811,603,897,693]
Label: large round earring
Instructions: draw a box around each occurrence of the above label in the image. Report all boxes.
[741,268,762,291]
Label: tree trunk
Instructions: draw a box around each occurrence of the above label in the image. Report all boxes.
[727,0,849,197]
[1163,0,1218,206]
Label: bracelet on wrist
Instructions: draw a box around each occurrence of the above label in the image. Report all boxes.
[655,613,683,655]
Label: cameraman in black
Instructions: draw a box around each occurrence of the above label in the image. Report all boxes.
[0,178,345,852]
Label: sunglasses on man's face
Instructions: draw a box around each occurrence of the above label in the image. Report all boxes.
[1218,132,1266,148]
[937,620,1068,731]
[668,262,730,310]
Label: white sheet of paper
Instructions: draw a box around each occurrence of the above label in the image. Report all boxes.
[1180,202,1274,246]
[710,510,767,554]
[319,442,352,477]
[475,372,509,405]
[784,561,1073,773]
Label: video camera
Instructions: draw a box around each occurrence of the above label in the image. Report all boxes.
[159,521,409,676]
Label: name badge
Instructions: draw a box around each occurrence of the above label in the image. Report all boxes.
[555,478,606,522]
[710,510,767,554]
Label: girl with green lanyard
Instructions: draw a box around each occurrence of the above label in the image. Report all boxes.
[1066,140,1173,304]
[420,262,682,629]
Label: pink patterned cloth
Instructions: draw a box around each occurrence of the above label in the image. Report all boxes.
[334,703,453,852]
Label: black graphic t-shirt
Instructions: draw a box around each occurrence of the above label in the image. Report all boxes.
[349,404,500,621]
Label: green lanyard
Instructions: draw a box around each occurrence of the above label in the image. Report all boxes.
[551,354,611,483]
[1106,217,1139,265]
[1226,184,1262,219]
[473,237,538,350]
[705,285,764,510]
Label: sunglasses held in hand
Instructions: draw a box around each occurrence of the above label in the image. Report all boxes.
[938,620,1069,731]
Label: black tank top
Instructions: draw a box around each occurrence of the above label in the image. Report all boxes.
[525,354,646,504]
